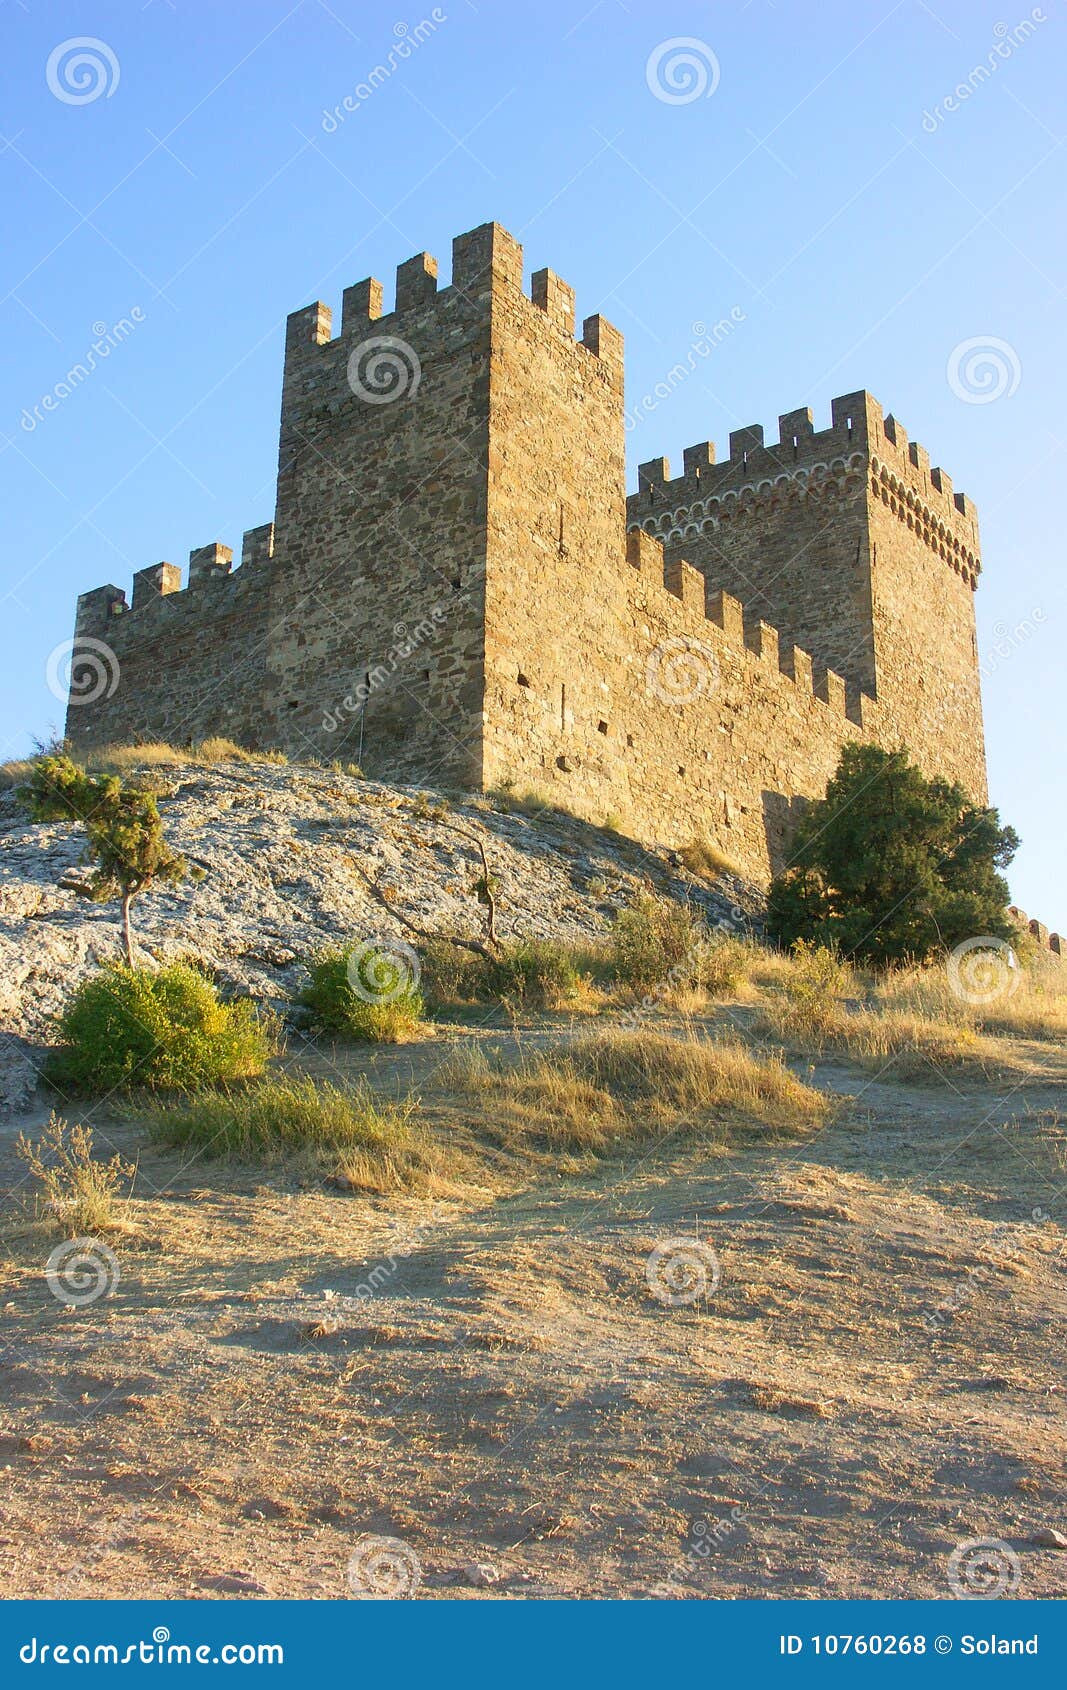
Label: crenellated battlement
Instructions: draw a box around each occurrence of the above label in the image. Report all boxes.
[624,529,872,727]
[282,221,622,384]
[74,524,275,636]
[629,392,981,587]
[1008,907,1064,960]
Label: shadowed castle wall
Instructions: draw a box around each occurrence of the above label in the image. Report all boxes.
[263,232,500,782]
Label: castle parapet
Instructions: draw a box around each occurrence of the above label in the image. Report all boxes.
[628,389,981,586]
[75,583,126,636]
[746,619,779,670]
[814,666,847,714]
[625,528,663,575]
[664,556,705,614]
[707,588,743,642]
[532,268,576,335]
[452,221,523,295]
[280,223,623,395]
[395,251,438,312]
[188,542,232,585]
[342,278,383,330]
[242,523,274,567]
[624,528,868,724]
[132,562,181,610]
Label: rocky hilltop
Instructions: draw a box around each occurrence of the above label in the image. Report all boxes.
[0,759,760,1113]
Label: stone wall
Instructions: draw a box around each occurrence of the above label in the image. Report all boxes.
[630,391,987,804]
[65,544,273,754]
[866,418,986,800]
[479,257,878,879]
[630,396,877,706]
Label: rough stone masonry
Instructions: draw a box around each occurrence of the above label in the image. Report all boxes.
[66,220,989,884]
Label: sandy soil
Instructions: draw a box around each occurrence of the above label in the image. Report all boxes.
[1,1015,1065,1601]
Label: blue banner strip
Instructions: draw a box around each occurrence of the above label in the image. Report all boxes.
[1,1599,1062,1683]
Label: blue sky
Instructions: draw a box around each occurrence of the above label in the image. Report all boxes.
[1,0,1063,921]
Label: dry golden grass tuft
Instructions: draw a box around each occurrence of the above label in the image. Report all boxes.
[565,1026,831,1128]
[875,957,1067,1044]
[680,837,744,883]
[751,941,1067,1076]
[84,738,289,773]
[757,991,1007,1076]
[440,1024,830,1158]
[0,758,35,792]
[16,1114,135,1236]
[143,1074,462,1194]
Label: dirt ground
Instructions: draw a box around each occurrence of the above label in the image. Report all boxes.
[1,1011,1065,1601]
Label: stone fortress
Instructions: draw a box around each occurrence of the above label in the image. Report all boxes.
[68,220,992,887]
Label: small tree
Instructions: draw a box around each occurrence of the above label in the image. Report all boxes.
[767,744,1018,967]
[22,753,185,967]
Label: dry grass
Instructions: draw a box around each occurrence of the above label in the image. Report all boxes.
[680,837,744,882]
[142,1074,458,1194]
[565,1027,831,1128]
[754,944,1029,1077]
[16,1114,135,1235]
[0,758,35,792]
[440,1025,831,1157]
[875,957,1067,1043]
[84,739,289,774]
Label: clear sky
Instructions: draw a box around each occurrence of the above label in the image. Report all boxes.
[1,0,1062,922]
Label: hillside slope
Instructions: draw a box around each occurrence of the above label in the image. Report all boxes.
[0,758,759,1111]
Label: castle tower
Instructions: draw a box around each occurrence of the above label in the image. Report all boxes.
[628,394,986,801]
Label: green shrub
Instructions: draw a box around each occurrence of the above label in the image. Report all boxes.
[767,743,1018,966]
[22,753,185,967]
[773,939,856,1041]
[47,963,274,1093]
[142,1074,441,1190]
[299,943,424,1041]
[420,936,593,1011]
[610,894,706,988]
